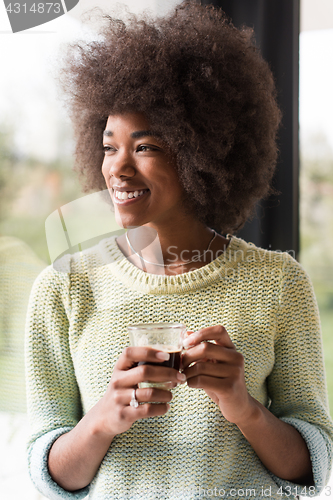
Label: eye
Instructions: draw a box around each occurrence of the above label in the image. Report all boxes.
[103,145,116,155]
[136,144,160,153]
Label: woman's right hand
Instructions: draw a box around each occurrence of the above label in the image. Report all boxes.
[96,346,186,438]
[48,347,185,491]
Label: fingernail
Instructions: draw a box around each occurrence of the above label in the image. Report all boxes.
[177,372,186,382]
[156,351,170,361]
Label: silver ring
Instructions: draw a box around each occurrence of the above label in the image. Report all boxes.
[130,388,139,408]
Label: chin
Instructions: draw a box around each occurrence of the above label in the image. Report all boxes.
[114,212,141,230]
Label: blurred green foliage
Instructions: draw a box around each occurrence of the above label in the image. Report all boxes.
[300,134,333,413]
[0,127,83,264]
[0,127,20,222]
[0,126,83,411]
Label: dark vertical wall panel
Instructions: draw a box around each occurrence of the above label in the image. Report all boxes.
[199,0,300,256]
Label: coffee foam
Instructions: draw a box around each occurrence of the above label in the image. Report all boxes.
[149,344,181,352]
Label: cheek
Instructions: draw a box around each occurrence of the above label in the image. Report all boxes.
[101,161,109,184]
[164,173,184,199]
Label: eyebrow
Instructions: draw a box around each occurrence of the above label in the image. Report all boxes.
[103,130,154,139]
[131,130,154,139]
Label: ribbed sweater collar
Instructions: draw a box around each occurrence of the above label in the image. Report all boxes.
[101,235,248,295]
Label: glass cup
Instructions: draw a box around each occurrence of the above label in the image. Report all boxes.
[127,322,186,389]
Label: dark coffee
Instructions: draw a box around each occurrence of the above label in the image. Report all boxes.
[138,350,181,371]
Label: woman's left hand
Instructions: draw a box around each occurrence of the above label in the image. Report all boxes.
[181,325,256,426]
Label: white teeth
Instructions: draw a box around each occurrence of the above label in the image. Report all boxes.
[114,189,147,201]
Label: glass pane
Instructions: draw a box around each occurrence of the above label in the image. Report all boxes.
[299,25,333,415]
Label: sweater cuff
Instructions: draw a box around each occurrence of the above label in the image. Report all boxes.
[28,427,90,500]
[269,417,332,496]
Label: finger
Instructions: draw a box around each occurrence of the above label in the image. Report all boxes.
[134,387,174,404]
[183,325,234,349]
[124,402,170,420]
[115,346,171,370]
[115,364,186,388]
[138,387,173,403]
[186,374,236,392]
[113,387,173,406]
[183,360,241,380]
[182,342,241,369]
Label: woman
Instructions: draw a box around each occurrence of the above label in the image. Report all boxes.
[26,2,333,499]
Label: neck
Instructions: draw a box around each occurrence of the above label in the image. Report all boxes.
[117,219,230,275]
[148,219,213,261]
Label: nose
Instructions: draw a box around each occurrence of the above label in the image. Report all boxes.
[106,148,136,180]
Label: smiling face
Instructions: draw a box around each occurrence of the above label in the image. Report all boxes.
[101,112,186,230]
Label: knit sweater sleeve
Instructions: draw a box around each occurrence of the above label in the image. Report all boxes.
[25,265,89,500]
[266,253,333,496]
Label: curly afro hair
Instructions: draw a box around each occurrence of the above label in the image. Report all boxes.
[61,0,281,233]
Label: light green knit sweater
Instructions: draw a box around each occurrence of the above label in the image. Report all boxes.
[25,236,333,500]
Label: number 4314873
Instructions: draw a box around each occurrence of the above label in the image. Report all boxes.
[6,3,61,14]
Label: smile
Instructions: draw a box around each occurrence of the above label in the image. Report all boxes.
[112,189,150,204]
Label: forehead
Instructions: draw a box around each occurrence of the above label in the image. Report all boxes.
[105,112,151,133]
